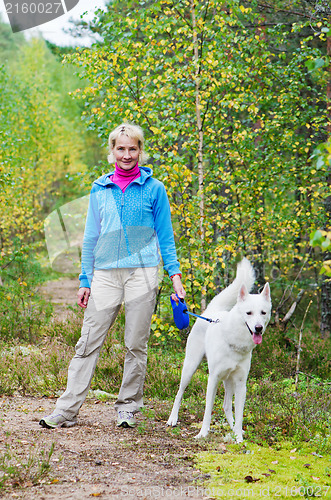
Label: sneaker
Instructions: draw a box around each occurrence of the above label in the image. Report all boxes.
[39,413,77,429]
[117,410,136,428]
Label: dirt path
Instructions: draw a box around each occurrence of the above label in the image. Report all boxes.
[0,279,213,499]
[38,277,79,322]
[0,396,213,499]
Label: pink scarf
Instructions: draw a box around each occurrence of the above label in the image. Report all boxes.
[110,163,141,192]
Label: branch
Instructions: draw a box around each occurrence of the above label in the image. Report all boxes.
[294,299,312,391]
[257,1,319,21]
[275,255,310,318]
[281,289,305,325]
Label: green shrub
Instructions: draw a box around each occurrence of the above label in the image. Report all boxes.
[242,376,330,452]
[0,249,53,342]
[249,324,330,381]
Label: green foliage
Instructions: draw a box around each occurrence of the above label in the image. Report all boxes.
[310,229,331,276]
[0,247,53,342]
[64,0,329,316]
[0,28,100,344]
[0,37,88,252]
[0,20,25,61]
[309,137,331,277]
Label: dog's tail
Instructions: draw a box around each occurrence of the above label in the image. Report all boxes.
[206,258,255,313]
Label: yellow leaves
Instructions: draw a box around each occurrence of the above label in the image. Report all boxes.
[239,5,251,14]
[247,104,259,115]
[150,126,161,134]
[126,17,136,27]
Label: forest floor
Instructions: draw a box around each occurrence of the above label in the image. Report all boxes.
[0,279,213,499]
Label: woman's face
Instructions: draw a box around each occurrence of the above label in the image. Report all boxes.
[112,135,141,170]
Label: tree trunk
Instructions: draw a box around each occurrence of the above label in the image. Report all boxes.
[320,28,331,338]
[190,0,206,310]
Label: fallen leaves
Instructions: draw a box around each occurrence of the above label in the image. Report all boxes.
[244,475,260,483]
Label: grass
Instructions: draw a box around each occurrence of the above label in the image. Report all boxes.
[0,311,329,450]
[0,281,330,496]
[0,440,55,489]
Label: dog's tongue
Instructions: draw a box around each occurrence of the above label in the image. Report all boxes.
[253,333,262,345]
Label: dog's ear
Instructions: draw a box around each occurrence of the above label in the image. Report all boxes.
[238,284,248,302]
[261,282,271,301]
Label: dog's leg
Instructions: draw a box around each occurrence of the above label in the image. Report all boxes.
[195,372,219,439]
[233,369,249,443]
[167,338,205,427]
[223,378,234,430]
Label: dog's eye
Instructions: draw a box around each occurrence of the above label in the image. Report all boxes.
[261,311,266,315]
[246,311,252,315]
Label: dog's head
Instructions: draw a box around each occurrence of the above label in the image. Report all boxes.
[237,283,271,345]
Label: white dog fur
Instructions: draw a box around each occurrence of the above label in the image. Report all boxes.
[167,258,272,443]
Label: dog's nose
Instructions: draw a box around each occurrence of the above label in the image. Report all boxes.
[255,325,263,334]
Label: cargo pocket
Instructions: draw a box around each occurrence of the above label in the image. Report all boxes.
[75,326,90,357]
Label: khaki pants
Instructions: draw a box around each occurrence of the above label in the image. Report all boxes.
[55,267,159,419]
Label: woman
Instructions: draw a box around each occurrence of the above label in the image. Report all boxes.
[40,123,185,429]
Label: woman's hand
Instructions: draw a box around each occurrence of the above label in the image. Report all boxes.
[171,275,186,303]
[77,287,91,308]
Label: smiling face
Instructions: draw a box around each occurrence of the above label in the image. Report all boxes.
[112,134,141,170]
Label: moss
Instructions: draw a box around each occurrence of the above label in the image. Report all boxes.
[195,441,330,499]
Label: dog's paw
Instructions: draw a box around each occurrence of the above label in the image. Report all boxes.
[166,417,178,427]
[194,430,209,439]
[223,432,236,444]
[234,428,244,443]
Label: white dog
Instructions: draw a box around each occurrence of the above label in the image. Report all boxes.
[167,258,271,443]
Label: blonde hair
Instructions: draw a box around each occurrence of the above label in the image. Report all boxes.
[107,122,149,164]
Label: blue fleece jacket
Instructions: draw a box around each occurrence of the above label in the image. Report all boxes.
[79,166,181,288]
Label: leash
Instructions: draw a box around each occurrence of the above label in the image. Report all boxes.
[183,308,220,324]
[171,294,219,330]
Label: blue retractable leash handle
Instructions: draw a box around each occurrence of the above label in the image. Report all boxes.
[170,294,219,330]
[170,295,190,329]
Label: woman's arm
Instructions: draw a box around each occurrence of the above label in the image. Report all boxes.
[79,186,102,288]
[152,181,181,277]
[152,181,185,300]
